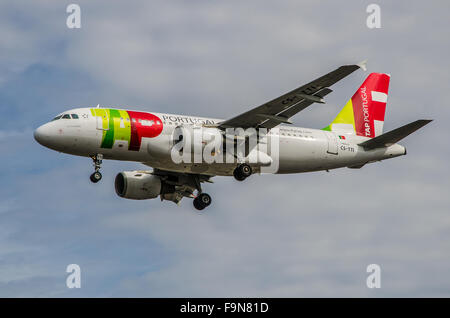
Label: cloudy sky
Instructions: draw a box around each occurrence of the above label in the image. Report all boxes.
[0,0,449,297]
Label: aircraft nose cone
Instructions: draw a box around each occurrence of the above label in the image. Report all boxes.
[34,126,42,143]
[34,124,49,146]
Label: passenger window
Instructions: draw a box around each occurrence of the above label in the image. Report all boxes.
[140,119,154,126]
[71,114,79,119]
[62,114,71,119]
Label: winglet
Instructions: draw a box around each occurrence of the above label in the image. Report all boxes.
[357,59,368,71]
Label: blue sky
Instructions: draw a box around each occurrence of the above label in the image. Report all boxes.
[0,0,449,297]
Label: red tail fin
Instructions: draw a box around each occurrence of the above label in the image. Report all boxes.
[352,73,390,137]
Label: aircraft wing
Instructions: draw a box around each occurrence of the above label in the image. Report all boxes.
[218,61,367,130]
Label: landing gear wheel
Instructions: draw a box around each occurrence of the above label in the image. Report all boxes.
[233,163,252,181]
[233,169,246,181]
[193,198,204,210]
[90,171,102,183]
[193,193,212,210]
[198,193,211,206]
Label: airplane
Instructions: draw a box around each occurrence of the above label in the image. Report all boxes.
[34,61,432,211]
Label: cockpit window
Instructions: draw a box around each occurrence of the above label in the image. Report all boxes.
[51,113,79,120]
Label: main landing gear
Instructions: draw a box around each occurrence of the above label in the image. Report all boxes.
[193,164,252,211]
[90,154,103,183]
[191,175,212,211]
[193,192,212,211]
[233,163,252,181]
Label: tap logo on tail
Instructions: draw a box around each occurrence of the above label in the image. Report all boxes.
[323,73,390,138]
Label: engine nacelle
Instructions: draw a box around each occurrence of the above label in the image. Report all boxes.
[115,171,162,200]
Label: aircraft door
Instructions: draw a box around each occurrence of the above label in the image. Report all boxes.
[96,110,109,130]
[324,132,338,155]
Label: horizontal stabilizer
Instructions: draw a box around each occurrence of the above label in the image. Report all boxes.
[358,119,432,150]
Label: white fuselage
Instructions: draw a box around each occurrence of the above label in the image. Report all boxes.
[34,107,406,176]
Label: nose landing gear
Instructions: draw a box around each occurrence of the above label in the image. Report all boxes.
[90,154,103,183]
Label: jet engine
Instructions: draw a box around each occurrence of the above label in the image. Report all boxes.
[115,171,162,200]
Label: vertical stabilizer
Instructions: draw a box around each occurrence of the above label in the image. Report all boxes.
[323,73,390,137]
